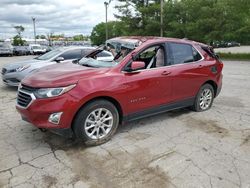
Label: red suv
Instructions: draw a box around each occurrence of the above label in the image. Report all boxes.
[16,37,223,146]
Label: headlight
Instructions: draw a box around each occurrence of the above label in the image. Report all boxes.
[34,84,76,98]
[16,65,30,72]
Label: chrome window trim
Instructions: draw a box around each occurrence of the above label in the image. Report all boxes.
[16,89,36,109]
[121,44,205,74]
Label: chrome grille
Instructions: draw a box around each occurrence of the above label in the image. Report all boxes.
[21,85,37,92]
[17,91,32,108]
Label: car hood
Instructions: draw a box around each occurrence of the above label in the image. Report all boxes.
[22,62,110,88]
[3,59,45,70]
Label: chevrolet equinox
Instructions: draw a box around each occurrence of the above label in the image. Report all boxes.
[16,37,223,146]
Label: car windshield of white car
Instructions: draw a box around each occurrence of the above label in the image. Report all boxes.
[79,57,118,68]
[32,46,41,49]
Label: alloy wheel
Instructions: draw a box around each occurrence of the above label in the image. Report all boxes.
[84,108,113,139]
[199,88,213,110]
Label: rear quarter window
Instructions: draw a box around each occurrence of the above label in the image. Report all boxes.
[201,46,218,59]
[60,49,82,60]
[168,42,202,65]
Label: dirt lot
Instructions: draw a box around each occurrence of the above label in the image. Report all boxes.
[0,56,250,188]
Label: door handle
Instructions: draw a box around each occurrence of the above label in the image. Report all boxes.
[161,71,171,76]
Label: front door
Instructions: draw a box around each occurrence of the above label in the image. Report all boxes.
[123,44,173,114]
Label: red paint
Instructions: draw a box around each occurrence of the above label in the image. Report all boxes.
[131,61,145,71]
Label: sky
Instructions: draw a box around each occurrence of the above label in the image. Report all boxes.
[0,0,118,39]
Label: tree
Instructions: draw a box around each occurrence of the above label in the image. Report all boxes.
[111,0,250,44]
[114,0,162,36]
[14,25,25,37]
[90,0,250,44]
[73,34,89,41]
[90,21,125,45]
[13,35,26,46]
[13,25,25,46]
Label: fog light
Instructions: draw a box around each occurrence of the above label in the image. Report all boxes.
[48,112,63,125]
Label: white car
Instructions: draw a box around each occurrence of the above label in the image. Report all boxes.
[28,44,46,55]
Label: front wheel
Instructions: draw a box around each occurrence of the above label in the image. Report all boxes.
[73,100,119,146]
[192,84,214,112]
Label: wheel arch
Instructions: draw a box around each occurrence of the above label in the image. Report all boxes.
[202,80,218,96]
[71,96,124,127]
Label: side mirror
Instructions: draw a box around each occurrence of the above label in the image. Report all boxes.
[55,56,64,63]
[130,61,145,71]
[72,59,79,64]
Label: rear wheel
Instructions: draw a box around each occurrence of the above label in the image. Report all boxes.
[193,84,214,112]
[73,100,119,146]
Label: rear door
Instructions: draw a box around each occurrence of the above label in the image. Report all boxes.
[166,42,206,102]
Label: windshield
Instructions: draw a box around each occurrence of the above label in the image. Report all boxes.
[79,57,118,68]
[32,46,41,49]
[36,49,63,60]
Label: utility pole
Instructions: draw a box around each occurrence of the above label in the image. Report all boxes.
[104,2,108,41]
[104,0,112,41]
[160,0,164,37]
[32,17,36,44]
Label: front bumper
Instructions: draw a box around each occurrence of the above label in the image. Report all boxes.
[2,78,20,86]
[2,70,30,86]
[0,51,13,55]
[16,92,80,130]
[215,73,223,97]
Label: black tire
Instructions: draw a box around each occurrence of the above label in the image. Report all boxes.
[73,99,119,146]
[192,84,214,112]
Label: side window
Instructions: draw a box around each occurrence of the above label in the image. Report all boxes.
[168,43,201,65]
[82,49,93,57]
[60,49,82,60]
[135,45,165,69]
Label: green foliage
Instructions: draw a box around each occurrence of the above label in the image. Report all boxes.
[14,25,25,36]
[90,21,126,45]
[13,35,26,46]
[91,0,250,44]
[217,53,250,61]
[73,34,89,41]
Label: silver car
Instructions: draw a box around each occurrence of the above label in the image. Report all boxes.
[2,46,101,86]
[0,43,13,56]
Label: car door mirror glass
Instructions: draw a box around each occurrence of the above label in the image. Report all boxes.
[130,61,145,71]
[55,56,64,62]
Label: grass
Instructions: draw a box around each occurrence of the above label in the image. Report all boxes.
[217,52,250,61]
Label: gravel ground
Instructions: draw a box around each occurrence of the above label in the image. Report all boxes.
[0,56,250,188]
[214,46,250,54]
